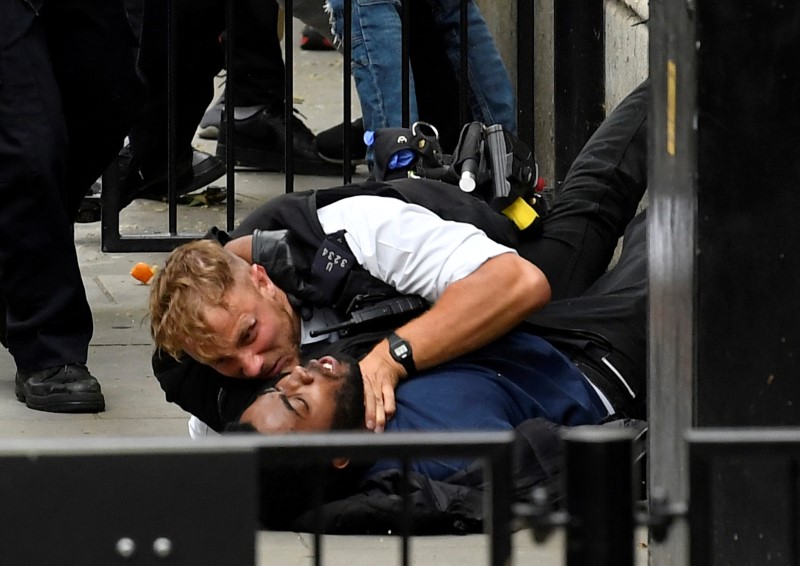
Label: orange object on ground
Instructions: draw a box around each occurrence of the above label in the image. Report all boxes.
[130,262,156,284]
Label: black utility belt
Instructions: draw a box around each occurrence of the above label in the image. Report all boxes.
[572,357,631,417]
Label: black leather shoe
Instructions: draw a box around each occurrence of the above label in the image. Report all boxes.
[316,118,368,164]
[120,146,226,205]
[216,105,350,176]
[15,363,105,413]
[76,147,227,221]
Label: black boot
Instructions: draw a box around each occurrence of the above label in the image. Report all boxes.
[316,118,368,164]
[75,146,226,222]
[118,145,226,205]
[15,363,105,413]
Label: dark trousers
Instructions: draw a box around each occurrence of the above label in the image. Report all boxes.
[0,0,138,371]
[130,0,285,171]
[519,80,649,300]
[520,81,650,418]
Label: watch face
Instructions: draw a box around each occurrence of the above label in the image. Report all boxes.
[393,342,410,359]
[389,333,414,372]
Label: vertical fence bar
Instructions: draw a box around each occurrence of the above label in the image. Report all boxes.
[487,445,513,566]
[459,0,469,127]
[564,427,635,566]
[166,0,178,234]
[516,0,535,149]
[553,0,605,185]
[225,0,236,227]
[401,0,411,127]
[400,458,412,566]
[283,1,295,193]
[100,157,121,252]
[312,463,324,566]
[343,0,353,183]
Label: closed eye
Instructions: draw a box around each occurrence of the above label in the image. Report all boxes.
[279,392,310,418]
[279,392,300,416]
[261,384,308,417]
[237,319,257,347]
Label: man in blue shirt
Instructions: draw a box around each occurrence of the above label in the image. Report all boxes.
[241,329,607,439]
[230,198,646,533]
[237,204,646,481]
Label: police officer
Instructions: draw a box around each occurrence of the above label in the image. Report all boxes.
[0,0,140,412]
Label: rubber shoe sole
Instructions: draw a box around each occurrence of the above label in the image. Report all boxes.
[15,387,106,413]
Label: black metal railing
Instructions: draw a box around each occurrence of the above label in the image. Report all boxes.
[687,429,800,565]
[101,0,605,252]
[253,431,517,566]
[0,431,516,565]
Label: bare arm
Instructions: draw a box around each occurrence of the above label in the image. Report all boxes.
[359,252,551,431]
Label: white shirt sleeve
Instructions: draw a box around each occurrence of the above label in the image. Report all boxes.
[317,195,517,303]
[187,415,219,438]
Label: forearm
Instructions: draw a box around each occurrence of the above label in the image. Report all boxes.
[358,253,550,431]
[405,261,548,367]
[367,253,551,373]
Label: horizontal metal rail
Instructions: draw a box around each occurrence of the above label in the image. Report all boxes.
[0,431,516,566]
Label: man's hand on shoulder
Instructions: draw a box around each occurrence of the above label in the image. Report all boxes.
[359,345,405,433]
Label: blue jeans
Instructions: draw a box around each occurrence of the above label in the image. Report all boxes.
[326,0,516,135]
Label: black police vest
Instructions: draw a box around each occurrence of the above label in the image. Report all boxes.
[229,178,520,342]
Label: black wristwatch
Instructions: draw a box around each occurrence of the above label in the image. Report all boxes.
[387,332,416,374]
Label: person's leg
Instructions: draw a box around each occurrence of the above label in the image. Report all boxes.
[200,0,284,133]
[132,0,224,172]
[212,0,344,175]
[124,0,225,204]
[46,0,140,217]
[316,0,464,163]
[518,80,650,300]
[0,2,80,370]
[428,0,516,132]
[229,0,285,107]
[0,0,133,412]
[528,211,648,419]
[409,0,462,153]
[123,0,145,44]
[327,0,419,133]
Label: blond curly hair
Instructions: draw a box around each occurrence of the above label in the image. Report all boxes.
[149,239,248,362]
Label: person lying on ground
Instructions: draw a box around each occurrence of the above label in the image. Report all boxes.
[227,204,647,531]
[149,81,650,443]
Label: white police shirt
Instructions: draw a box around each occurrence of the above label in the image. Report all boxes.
[301,195,517,344]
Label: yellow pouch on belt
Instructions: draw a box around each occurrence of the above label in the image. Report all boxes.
[502,197,539,231]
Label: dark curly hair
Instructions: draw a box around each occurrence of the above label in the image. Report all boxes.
[329,354,366,430]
